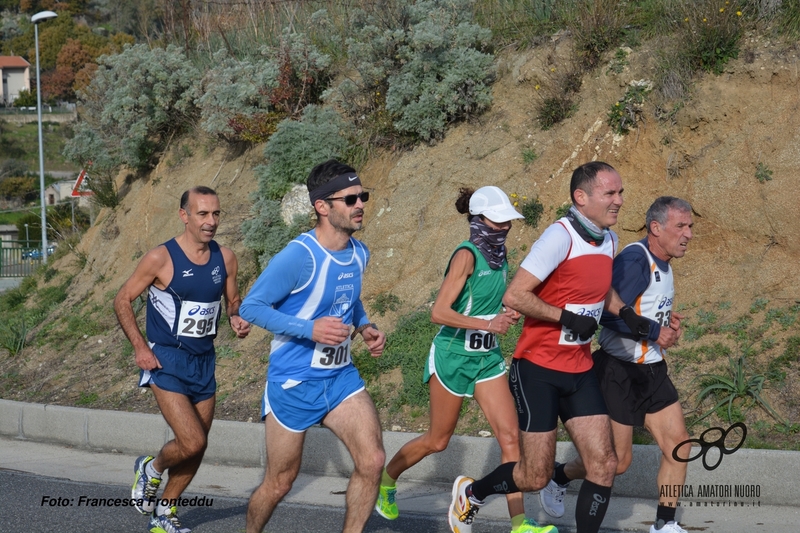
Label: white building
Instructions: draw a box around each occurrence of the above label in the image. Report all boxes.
[0,56,31,106]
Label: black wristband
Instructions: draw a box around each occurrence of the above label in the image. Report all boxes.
[351,323,377,340]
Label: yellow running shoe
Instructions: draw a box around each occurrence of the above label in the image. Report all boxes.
[375,484,398,520]
[511,518,558,533]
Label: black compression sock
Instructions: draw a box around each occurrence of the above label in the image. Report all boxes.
[654,504,677,528]
[553,462,571,486]
[575,480,612,533]
[470,462,519,501]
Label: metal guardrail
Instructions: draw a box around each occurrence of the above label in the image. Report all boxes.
[0,240,44,278]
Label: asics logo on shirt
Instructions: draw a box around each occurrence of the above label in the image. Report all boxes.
[338,271,354,280]
[477,270,492,277]
[658,296,673,309]
[183,269,193,277]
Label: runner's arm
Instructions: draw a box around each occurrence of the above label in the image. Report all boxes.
[239,245,315,339]
[113,246,168,370]
[221,246,250,338]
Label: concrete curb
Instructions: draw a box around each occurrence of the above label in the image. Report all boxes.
[1,398,797,506]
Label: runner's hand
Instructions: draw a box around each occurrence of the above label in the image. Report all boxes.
[488,313,515,335]
[311,316,350,345]
[361,326,386,358]
[619,306,651,339]
[135,346,162,371]
[559,310,598,341]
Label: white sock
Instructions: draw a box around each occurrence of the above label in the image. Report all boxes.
[156,502,174,516]
[145,460,162,479]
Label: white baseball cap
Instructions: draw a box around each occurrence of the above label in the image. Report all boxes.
[469,186,524,223]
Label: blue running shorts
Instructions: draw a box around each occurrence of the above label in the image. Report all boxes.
[263,364,366,432]
[139,344,216,404]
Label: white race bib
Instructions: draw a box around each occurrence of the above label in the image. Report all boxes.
[559,301,604,346]
[464,314,498,352]
[311,337,352,369]
[177,300,220,338]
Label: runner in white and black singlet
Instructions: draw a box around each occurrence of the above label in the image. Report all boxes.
[542,197,695,533]
[449,162,654,533]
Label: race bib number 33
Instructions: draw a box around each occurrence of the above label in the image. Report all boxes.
[178,300,220,338]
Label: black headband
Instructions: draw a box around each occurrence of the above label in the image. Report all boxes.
[308,172,362,205]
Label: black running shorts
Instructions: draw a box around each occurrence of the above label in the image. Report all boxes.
[592,348,679,427]
[508,357,608,433]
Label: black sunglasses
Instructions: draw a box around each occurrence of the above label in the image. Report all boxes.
[326,192,370,206]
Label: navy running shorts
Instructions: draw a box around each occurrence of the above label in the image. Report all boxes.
[139,344,216,404]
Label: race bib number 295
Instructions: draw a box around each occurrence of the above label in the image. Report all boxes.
[178,300,220,338]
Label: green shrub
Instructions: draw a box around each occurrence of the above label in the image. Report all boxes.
[197,34,332,142]
[65,44,201,172]
[521,148,538,165]
[371,292,402,316]
[520,197,545,227]
[678,0,745,74]
[241,105,351,265]
[567,0,624,71]
[473,0,558,47]
[755,162,773,183]
[534,64,582,130]
[336,0,495,143]
[607,80,652,135]
[776,0,800,37]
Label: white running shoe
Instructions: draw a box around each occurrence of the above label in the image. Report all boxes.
[538,478,567,518]
[650,521,688,533]
[448,475,484,533]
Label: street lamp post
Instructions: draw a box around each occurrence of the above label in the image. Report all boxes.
[24,223,29,247]
[32,10,57,264]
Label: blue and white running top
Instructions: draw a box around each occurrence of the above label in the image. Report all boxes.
[240,230,371,382]
[146,238,227,355]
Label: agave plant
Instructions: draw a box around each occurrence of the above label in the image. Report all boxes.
[695,350,786,425]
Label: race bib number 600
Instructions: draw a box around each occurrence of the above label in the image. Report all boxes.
[178,300,220,338]
[464,314,498,352]
[312,337,352,369]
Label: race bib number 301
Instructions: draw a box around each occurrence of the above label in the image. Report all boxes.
[178,300,220,338]
[464,314,498,352]
[559,301,604,346]
[312,337,352,369]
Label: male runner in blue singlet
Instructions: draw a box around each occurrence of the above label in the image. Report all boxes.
[115,186,250,533]
[239,159,386,533]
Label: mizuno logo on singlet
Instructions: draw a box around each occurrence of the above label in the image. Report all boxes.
[183,269,193,277]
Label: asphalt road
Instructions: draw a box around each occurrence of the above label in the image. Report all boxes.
[0,469,521,533]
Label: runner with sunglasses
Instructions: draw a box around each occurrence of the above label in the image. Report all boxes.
[375,187,555,533]
[239,159,386,533]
